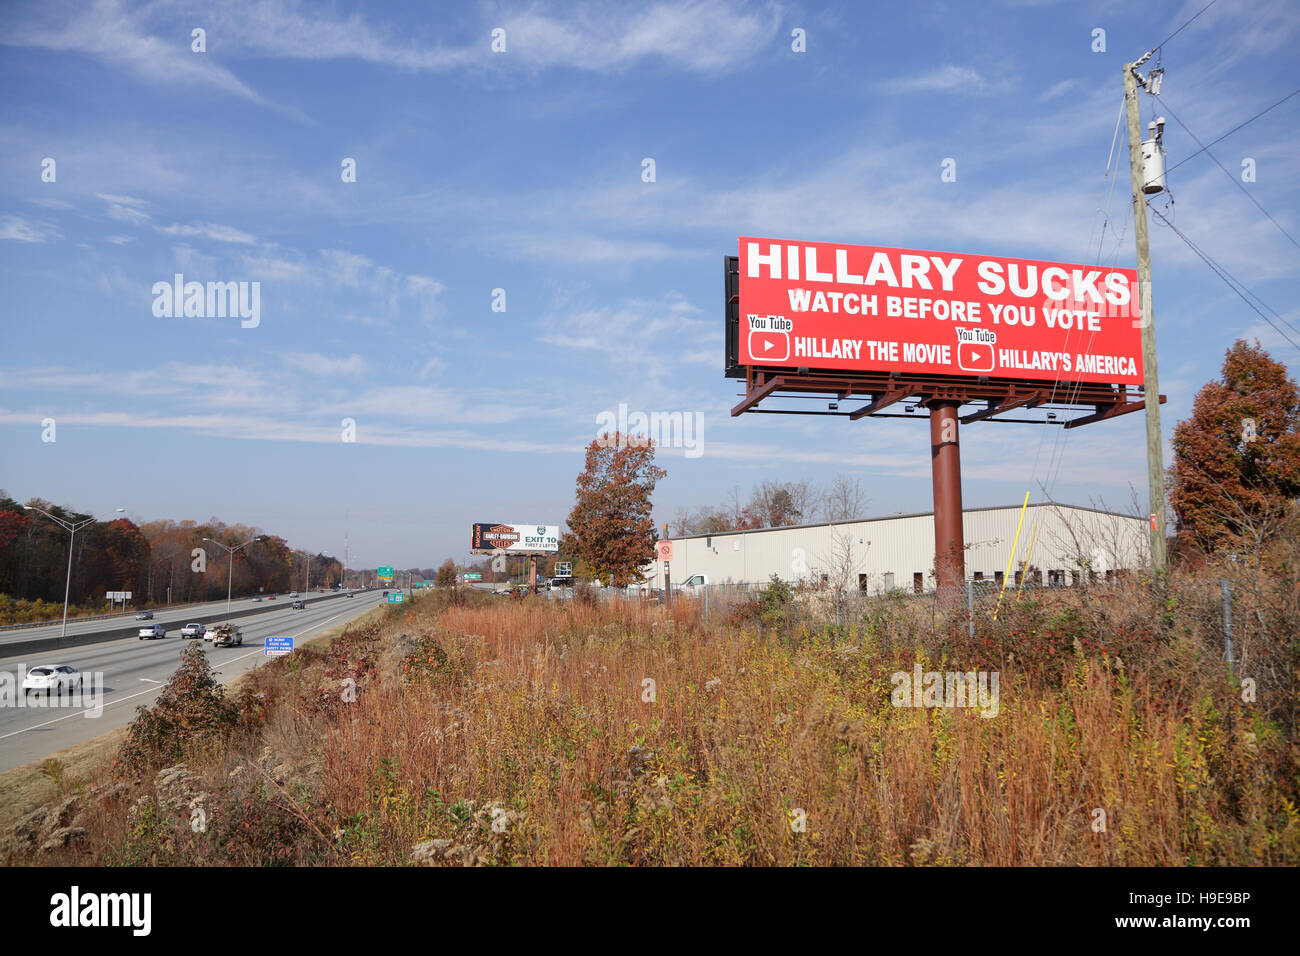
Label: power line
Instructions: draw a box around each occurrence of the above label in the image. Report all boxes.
[1154,92,1300,252]
[1033,99,1129,503]
[1151,0,1220,52]
[1150,205,1300,352]
[1165,88,1300,175]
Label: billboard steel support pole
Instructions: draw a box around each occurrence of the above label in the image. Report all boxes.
[929,401,965,607]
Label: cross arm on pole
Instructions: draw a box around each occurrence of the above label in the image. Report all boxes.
[848,389,912,421]
[960,391,1047,424]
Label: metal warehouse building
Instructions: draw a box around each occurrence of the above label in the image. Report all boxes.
[650,502,1149,593]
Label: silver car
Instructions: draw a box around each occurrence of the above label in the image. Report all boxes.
[135,610,153,620]
[138,624,167,640]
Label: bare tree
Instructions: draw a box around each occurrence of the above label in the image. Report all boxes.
[670,506,694,537]
[820,525,863,594]
[823,474,869,522]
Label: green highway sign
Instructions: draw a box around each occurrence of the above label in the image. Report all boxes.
[463,571,483,581]
[378,566,394,581]
[387,591,405,603]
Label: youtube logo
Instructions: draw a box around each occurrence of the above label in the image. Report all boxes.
[957,341,995,373]
[748,328,790,362]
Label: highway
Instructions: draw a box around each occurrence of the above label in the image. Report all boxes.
[0,589,354,649]
[0,589,388,773]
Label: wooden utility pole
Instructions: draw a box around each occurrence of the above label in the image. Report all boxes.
[1124,59,1168,573]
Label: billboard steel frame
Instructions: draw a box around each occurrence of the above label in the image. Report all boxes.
[724,255,1166,606]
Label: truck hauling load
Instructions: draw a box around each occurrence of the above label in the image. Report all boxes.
[210,623,244,647]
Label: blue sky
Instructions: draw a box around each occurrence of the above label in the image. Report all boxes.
[1,0,1297,569]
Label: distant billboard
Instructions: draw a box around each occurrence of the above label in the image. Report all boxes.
[731,237,1142,386]
[471,523,560,553]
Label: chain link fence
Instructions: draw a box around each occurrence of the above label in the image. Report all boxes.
[614,576,1253,670]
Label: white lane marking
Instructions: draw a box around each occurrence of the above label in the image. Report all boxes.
[0,682,170,740]
[0,597,382,741]
[139,677,163,684]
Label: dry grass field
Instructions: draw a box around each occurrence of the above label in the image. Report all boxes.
[3,551,1297,866]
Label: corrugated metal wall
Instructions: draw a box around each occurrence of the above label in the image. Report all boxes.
[651,504,1148,592]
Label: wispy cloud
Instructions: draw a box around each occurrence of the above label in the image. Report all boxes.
[157,222,257,244]
[3,0,785,85]
[492,233,700,263]
[2,0,270,105]
[95,192,150,225]
[0,214,59,242]
[540,294,715,385]
[1038,79,1079,102]
[881,64,991,94]
[282,352,370,378]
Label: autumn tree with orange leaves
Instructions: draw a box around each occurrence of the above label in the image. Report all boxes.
[1169,340,1300,555]
[565,433,666,586]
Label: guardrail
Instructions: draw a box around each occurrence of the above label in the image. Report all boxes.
[0,599,219,633]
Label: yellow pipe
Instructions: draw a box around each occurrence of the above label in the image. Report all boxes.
[993,492,1029,620]
[1015,518,1040,603]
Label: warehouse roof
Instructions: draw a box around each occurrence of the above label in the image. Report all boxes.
[665,500,1140,543]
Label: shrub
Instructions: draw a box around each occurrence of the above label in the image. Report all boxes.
[758,573,793,629]
[114,642,242,778]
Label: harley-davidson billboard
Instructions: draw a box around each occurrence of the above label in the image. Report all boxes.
[734,236,1143,386]
[471,523,560,553]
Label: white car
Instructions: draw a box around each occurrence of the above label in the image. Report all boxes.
[180,622,204,639]
[23,665,83,695]
[138,624,167,640]
[289,592,299,598]
[203,626,218,642]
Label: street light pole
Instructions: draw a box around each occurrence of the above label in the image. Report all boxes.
[203,536,265,610]
[293,550,313,592]
[24,506,100,639]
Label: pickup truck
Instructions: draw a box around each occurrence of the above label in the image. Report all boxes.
[180,622,204,639]
[677,573,708,595]
[138,624,167,640]
[210,623,244,647]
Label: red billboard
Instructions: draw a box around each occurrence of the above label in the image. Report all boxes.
[737,237,1143,386]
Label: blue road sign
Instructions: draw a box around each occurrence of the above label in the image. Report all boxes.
[265,636,294,657]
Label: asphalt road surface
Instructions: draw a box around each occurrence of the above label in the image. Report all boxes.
[0,589,355,648]
[0,590,387,773]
